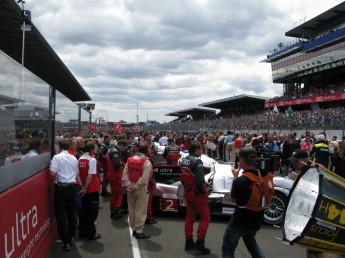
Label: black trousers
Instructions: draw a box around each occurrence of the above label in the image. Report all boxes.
[54,184,76,244]
[79,191,99,238]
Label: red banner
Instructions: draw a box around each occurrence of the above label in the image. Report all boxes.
[264,92,345,108]
[0,169,57,258]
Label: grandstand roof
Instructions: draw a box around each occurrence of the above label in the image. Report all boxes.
[0,0,91,102]
[286,2,345,39]
[164,112,187,117]
[171,107,216,117]
[199,94,268,109]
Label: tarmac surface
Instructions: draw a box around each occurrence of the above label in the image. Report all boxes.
[48,188,308,258]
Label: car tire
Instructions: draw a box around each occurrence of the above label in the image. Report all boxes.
[264,191,288,225]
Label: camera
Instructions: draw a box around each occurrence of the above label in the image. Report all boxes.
[234,146,280,175]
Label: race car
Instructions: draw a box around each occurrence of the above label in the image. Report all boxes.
[151,152,294,225]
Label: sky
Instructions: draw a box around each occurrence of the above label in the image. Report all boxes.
[24,0,345,123]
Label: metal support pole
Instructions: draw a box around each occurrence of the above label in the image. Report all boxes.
[89,112,92,134]
[78,104,82,135]
[48,86,56,157]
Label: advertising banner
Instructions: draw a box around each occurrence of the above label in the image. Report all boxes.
[0,169,56,258]
[264,92,345,108]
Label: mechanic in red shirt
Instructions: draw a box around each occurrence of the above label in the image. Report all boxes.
[107,139,128,220]
[78,141,101,240]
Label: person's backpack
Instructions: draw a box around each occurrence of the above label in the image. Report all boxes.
[241,171,274,211]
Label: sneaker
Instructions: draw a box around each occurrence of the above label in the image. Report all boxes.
[86,233,101,241]
[101,190,111,197]
[135,233,150,239]
[61,243,71,251]
[145,219,157,225]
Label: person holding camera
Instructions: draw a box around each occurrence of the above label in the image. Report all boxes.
[222,147,274,258]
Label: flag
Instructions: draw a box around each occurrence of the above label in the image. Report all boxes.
[115,121,122,132]
[273,105,279,114]
[87,121,91,131]
[285,106,292,116]
[272,105,279,120]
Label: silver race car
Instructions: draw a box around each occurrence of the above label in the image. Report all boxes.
[151,152,294,225]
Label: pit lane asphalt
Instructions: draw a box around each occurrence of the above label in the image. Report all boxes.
[49,192,305,258]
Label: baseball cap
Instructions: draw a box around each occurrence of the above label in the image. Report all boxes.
[288,149,308,163]
[239,147,257,159]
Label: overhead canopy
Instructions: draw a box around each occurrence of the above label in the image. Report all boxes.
[0,0,91,102]
[171,107,216,118]
[285,2,345,39]
[199,94,268,110]
[164,112,187,118]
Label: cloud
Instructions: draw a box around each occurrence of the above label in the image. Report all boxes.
[25,0,344,123]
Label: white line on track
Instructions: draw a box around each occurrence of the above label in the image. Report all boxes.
[128,217,141,258]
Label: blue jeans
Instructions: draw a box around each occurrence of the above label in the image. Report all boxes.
[222,222,266,258]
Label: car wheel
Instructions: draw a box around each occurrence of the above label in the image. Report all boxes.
[264,191,288,225]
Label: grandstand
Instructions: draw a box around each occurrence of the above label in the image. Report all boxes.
[151,2,345,136]
[166,107,217,122]
[263,1,345,112]
[199,94,268,118]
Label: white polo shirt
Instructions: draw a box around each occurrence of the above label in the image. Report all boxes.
[50,150,78,183]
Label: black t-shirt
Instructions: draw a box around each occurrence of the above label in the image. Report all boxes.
[230,170,264,231]
[332,155,345,179]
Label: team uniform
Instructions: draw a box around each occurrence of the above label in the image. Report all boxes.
[107,145,126,219]
[78,152,101,239]
[123,153,152,238]
[180,153,210,254]
[50,150,78,250]
[163,144,180,165]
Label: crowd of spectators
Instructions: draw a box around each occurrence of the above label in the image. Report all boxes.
[152,106,345,132]
[267,83,345,103]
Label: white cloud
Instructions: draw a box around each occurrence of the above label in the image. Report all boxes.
[25,0,344,123]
